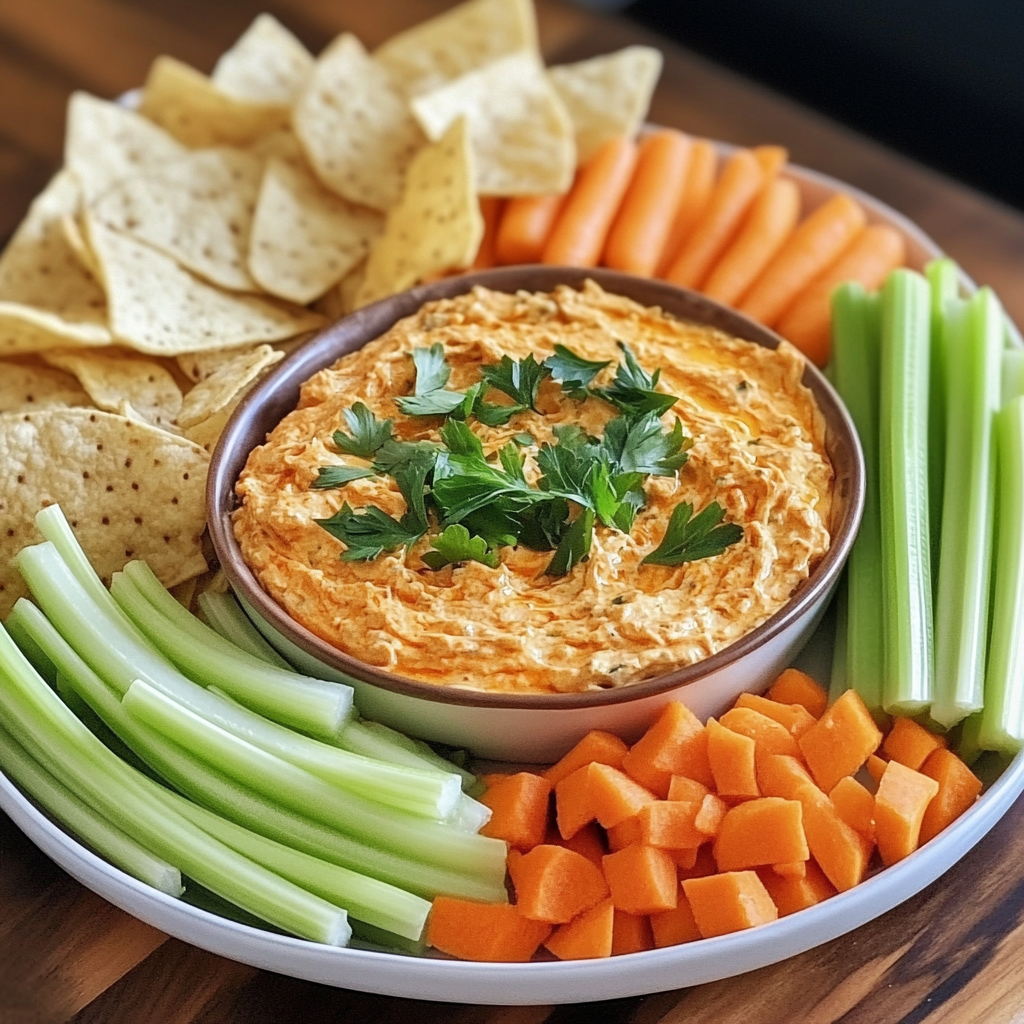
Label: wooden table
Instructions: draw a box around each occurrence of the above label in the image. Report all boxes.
[3,2,1024,1021]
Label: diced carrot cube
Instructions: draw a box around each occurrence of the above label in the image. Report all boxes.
[732,691,817,737]
[611,909,654,955]
[677,844,718,880]
[918,748,983,845]
[720,706,802,762]
[756,860,836,916]
[544,730,629,786]
[428,897,552,962]
[622,701,713,794]
[554,764,596,840]
[873,760,940,866]
[544,821,607,867]
[713,797,808,870]
[508,844,609,923]
[606,814,644,852]
[757,753,816,800]
[479,772,552,851]
[707,717,759,799]
[772,860,806,879]
[667,776,710,802]
[866,753,888,785]
[882,716,947,771]
[798,689,883,793]
[798,784,874,891]
[683,871,779,937]
[767,668,829,718]
[603,845,679,915]
[694,793,729,837]
[674,847,700,870]
[544,898,615,960]
[589,763,658,829]
[638,800,704,849]
[650,893,702,947]
[829,776,876,841]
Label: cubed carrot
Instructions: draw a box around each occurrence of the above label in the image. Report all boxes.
[603,845,679,915]
[756,860,836,916]
[543,898,615,960]
[428,897,552,962]
[638,800,705,849]
[798,689,883,793]
[544,730,629,786]
[771,860,807,879]
[866,753,888,785]
[694,793,729,838]
[757,752,817,800]
[677,844,718,881]
[918,748,983,845]
[650,893,702,947]
[829,776,876,841]
[611,909,654,955]
[588,763,659,829]
[796,783,874,891]
[719,706,802,762]
[713,797,809,870]
[707,717,759,799]
[873,760,940,866]
[732,692,817,737]
[882,716,948,771]
[674,847,700,869]
[767,668,829,718]
[554,763,596,840]
[606,814,644,852]
[479,772,552,851]
[507,844,610,923]
[683,871,779,937]
[667,776,711,802]
[544,821,607,867]
[622,701,712,795]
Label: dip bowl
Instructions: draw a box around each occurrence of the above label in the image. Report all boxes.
[207,266,864,762]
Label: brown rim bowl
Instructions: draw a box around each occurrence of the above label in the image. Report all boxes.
[207,266,864,760]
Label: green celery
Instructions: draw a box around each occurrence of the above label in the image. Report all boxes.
[197,591,292,669]
[931,289,1003,726]
[0,620,350,945]
[976,397,1024,754]
[830,283,884,713]
[879,270,935,715]
[1003,349,1024,407]
[7,599,507,903]
[0,721,183,897]
[828,578,849,704]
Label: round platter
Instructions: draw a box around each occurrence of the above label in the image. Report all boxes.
[2,155,1022,1005]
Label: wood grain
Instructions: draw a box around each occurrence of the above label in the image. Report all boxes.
[2,0,1023,1020]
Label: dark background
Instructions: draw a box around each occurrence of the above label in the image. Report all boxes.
[624,0,1024,213]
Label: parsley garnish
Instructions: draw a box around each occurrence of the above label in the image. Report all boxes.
[543,345,610,399]
[480,354,550,411]
[591,342,681,417]
[422,524,499,570]
[332,402,394,457]
[311,465,376,489]
[316,504,424,561]
[602,412,693,477]
[395,344,469,416]
[545,508,595,576]
[642,501,744,566]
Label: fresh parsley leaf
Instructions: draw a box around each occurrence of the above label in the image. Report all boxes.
[602,413,693,477]
[372,438,439,475]
[461,506,521,549]
[480,354,550,412]
[310,465,376,489]
[316,503,423,561]
[439,419,484,458]
[422,524,499,570]
[591,343,681,417]
[431,451,542,524]
[512,432,535,446]
[395,389,469,417]
[544,344,610,399]
[535,440,600,507]
[410,344,451,394]
[498,442,526,482]
[545,508,595,576]
[611,472,646,533]
[518,497,570,550]
[473,398,527,426]
[392,457,432,534]
[332,402,393,458]
[552,423,598,450]
[642,501,744,566]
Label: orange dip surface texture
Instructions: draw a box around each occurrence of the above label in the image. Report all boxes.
[233,280,833,693]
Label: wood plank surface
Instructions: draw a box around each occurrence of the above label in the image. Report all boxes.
[2,1,1023,1021]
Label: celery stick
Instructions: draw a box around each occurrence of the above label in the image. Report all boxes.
[0,721,183,896]
[121,678,506,877]
[828,579,849,704]
[197,591,291,669]
[1004,349,1024,407]
[16,540,349,741]
[7,600,505,903]
[879,270,935,715]
[931,289,1003,726]
[0,622,350,945]
[830,283,884,713]
[976,397,1024,754]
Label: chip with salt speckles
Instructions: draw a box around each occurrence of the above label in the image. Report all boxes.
[212,14,314,106]
[0,363,93,415]
[175,344,283,430]
[355,117,482,308]
[0,408,209,618]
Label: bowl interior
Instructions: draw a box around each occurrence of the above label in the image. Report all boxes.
[207,266,864,710]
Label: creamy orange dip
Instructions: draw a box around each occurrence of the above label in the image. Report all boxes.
[233,281,833,693]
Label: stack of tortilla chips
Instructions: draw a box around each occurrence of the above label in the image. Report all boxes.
[0,0,662,617]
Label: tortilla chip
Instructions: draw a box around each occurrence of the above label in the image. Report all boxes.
[292,34,425,211]
[60,212,101,279]
[0,408,209,618]
[175,344,283,429]
[375,0,538,96]
[40,349,183,431]
[0,172,111,355]
[548,46,663,163]
[356,117,482,307]
[140,55,290,148]
[212,14,314,105]
[176,345,258,384]
[0,362,93,414]
[249,157,382,304]
[248,128,307,167]
[90,147,263,292]
[410,52,574,195]
[83,214,324,356]
[64,92,188,203]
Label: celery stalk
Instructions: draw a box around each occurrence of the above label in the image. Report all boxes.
[1004,349,1024,407]
[828,580,849,704]
[879,270,935,715]
[7,599,506,903]
[830,283,884,713]
[931,289,1003,726]
[0,721,183,896]
[976,397,1024,754]
[0,621,350,945]
[197,590,292,669]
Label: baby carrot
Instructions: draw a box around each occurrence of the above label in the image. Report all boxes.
[603,129,692,276]
[738,192,867,327]
[655,138,717,276]
[701,178,800,307]
[471,197,506,270]
[663,148,764,290]
[541,136,638,267]
[775,224,906,366]
[494,194,565,265]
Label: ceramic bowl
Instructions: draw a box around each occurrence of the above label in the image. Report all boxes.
[207,266,864,761]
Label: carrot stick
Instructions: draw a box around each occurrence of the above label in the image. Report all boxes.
[656,139,717,275]
[494,194,565,265]
[541,136,638,267]
[738,192,867,327]
[471,197,506,270]
[663,148,765,290]
[774,224,906,365]
[701,178,800,306]
[602,129,692,276]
